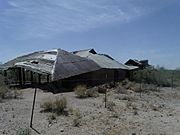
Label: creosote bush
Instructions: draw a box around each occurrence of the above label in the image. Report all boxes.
[74,85,99,98]
[40,99,53,112]
[74,85,87,98]
[41,96,67,115]
[55,97,67,115]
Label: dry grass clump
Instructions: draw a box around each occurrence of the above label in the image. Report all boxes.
[40,98,53,112]
[74,85,99,98]
[73,109,82,127]
[54,97,67,115]
[0,75,23,101]
[0,75,8,100]
[86,87,99,97]
[48,113,57,125]
[105,130,119,135]
[41,96,67,115]
[74,85,87,98]
[115,85,127,94]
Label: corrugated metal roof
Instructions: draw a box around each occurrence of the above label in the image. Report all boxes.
[74,49,130,70]
[52,49,101,81]
[1,49,57,74]
[0,48,137,81]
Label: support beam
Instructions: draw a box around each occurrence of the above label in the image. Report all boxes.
[18,68,22,86]
[47,74,50,83]
[3,70,7,84]
[30,71,33,84]
[22,68,25,85]
[38,74,41,84]
[3,70,7,77]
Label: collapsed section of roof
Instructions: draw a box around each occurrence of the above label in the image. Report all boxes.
[1,49,57,75]
[73,49,136,70]
[52,49,101,81]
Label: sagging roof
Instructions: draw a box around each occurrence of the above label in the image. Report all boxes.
[0,48,138,81]
[125,59,150,69]
[0,49,101,81]
[73,49,135,70]
[1,49,57,75]
[52,49,101,81]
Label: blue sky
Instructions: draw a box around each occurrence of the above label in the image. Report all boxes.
[0,0,180,69]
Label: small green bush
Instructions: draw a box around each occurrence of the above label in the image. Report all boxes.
[16,127,31,135]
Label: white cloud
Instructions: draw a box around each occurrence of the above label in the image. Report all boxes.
[0,0,178,39]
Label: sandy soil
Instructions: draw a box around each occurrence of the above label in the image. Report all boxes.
[0,87,180,135]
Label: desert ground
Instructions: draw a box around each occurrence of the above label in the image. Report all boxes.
[0,86,180,135]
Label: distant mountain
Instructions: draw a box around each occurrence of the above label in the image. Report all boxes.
[176,67,180,70]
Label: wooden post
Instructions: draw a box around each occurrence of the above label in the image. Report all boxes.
[3,70,7,77]
[47,74,49,83]
[30,88,37,128]
[105,89,107,108]
[140,71,142,98]
[172,71,174,90]
[29,87,40,134]
[22,68,25,85]
[3,70,7,84]
[30,71,33,84]
[38,74,41,84]
[18,67,22,86]
[105,74,107,108]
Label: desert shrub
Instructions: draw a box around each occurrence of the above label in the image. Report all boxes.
[41,99,53,112]
[13,89,23,99]
[133,68,172,87]
[54,96,67,115]
[121,79,130,86]
[86,87,99,97]
[74,85,99,98]
[107,101,115,111]
[74,85,87,98]
[0,74,8,99]
[115,85,127,94]
[118,94,135,101]
[16,127,31,135]
[48,113,56,124]
[68,107,74,115]
[73,109,82,127]
[41,96,67,115]
[98,85,107,93]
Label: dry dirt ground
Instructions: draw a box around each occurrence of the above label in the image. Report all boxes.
[0,87,180,135]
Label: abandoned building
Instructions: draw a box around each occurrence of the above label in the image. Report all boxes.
[0,49,138,89]
[125,59,150,69]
